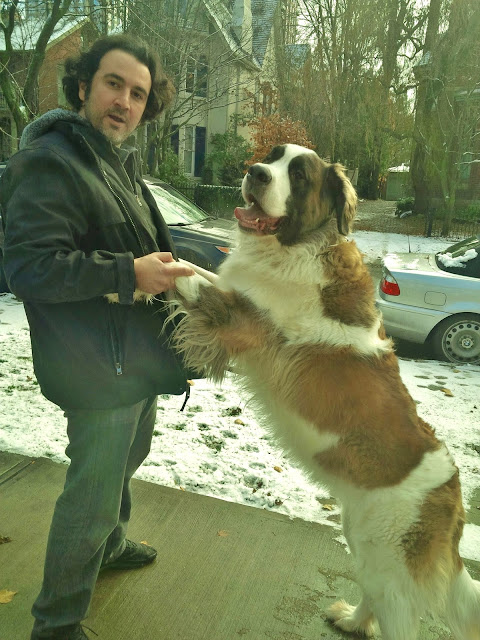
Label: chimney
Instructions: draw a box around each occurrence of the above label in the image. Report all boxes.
[231,0,253,53]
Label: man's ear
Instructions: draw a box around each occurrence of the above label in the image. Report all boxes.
[324,163,357,235]
[78,81,87,103]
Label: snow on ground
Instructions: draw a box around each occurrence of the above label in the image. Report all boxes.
[0,231,479,563]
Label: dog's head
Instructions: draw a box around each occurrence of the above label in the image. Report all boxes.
[235,144,357,245]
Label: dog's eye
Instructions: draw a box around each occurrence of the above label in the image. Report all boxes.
[291,170,305,181]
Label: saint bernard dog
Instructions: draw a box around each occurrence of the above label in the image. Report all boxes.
[171,144,480,639]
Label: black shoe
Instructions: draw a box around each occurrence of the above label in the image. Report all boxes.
[31,624,93,639]
[100,539,157,570]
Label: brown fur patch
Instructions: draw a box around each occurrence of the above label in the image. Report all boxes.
[320,241,378,328]
[173,284,274,382]
[258,343,439,489]
[402,471,465,582]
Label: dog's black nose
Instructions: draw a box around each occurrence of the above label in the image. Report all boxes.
[248,164,272,184]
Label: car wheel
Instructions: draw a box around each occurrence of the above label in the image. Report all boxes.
[431,314,480,364]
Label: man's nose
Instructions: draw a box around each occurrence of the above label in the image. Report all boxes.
[113,89,130,110]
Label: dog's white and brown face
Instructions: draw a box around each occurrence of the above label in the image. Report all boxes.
[235,144,357,245]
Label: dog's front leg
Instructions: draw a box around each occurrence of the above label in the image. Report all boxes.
[175,272,212,304]
[171,275,267,383]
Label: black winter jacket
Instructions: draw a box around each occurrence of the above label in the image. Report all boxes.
[0,109,190,409]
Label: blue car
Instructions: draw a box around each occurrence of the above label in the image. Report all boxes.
[145,180,234,270]
[0,180,235,293]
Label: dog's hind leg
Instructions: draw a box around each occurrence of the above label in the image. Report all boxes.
[373,599,421,640]
[326,595,377,636]
[445,566,480,640]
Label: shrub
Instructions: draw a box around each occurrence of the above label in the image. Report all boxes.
[154,147,193,189]
[194,185,243,219]
[203,128,253,186]
[395,196,415,216]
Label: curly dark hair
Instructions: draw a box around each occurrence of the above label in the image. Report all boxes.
[62,34,175,122]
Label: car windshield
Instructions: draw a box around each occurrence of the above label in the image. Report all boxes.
[435,235,480,278]
[146,183,208,225]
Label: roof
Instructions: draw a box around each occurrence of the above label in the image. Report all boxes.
[203,0,260,68]
[0,15,88,51]
[204,0,281,69]
[251,0,279,66]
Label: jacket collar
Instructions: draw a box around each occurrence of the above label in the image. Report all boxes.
[20,108,138,167]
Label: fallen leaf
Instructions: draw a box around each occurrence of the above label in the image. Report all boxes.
[0,589,17,604]
[217,530,229,537]
[0,536,12,545]
[440,388,454,397]
[273,466,283,473]
[322,504,335,511]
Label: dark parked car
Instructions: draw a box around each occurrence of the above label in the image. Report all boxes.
[377,235,480,364]
[144,180,234,269]
[0,179,235,293]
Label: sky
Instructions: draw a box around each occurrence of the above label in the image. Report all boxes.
[0,229,479,563]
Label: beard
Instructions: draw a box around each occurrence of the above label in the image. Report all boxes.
[82,99,133,146]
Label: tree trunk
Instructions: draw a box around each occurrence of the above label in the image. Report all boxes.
[410,0,442,214]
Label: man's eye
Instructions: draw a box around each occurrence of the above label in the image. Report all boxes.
[133,92,146,101]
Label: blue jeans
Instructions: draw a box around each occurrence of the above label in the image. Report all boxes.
[31,395,157,636]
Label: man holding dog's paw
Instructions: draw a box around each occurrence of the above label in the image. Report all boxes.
[1,34,194,640]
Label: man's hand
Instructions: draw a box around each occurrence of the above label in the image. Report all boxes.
[134,252,195,294]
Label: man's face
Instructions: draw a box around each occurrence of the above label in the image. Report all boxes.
[78,48,152,145]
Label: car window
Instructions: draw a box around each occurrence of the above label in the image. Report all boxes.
[146,183,207,225]
[435,236,480,278]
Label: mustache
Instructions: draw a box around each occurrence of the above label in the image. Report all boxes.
[107,108,128,120]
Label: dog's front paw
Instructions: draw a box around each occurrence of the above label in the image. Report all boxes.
[105,290,153,304]
[175,273,210,303]
[326,600,377,636]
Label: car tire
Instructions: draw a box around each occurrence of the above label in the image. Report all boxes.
[431,314,480,365]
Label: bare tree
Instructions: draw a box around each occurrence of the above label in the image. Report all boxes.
[292,0,427,198]
[410,0,480,234]
[0,0,76,139]
[127,0,262,173]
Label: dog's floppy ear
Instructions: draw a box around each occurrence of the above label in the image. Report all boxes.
[323,164,357,235]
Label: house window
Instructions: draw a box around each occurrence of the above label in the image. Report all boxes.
[185,55,208,98]
[183,125,206,177]
[194,126,206,177]
[184,126,194,174]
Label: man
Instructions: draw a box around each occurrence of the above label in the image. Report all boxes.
[1,35,195,640]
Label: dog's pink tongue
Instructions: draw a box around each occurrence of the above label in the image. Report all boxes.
[234,205,281,234]
[234,203,264,222]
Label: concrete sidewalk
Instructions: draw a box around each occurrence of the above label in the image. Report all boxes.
[1,451,478,640]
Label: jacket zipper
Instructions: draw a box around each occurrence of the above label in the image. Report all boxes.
[108,306,123,376]
[100,168,148,256]
[78,137,148,256]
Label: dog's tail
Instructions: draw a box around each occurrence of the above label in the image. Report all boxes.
[445,565,480,640]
